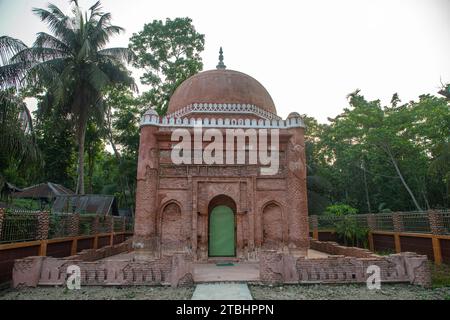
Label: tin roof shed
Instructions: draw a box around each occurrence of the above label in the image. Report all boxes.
[52,194,119,216]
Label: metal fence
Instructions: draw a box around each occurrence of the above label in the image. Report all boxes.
[0,209,134,244]
[399,212,431,233]
[48,213,72,239]
[375,213,395,232]
[0,211,40,243]
[79,214,97,236]
[442,211,450,235]
[312,210,450,235]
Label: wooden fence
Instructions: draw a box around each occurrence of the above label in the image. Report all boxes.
[309,210,450,265]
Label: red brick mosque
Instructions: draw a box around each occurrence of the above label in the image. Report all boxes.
[133,49,309,261]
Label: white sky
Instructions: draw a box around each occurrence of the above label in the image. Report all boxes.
[0,0,449,122]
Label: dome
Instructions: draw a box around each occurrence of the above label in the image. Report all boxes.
[144,108,158,116]
[288,112,301,118]
[167,69,277,115]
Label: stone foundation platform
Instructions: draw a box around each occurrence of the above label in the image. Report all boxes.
[12,240,194,288]
[259,240,431,287]
[11,239,432,288]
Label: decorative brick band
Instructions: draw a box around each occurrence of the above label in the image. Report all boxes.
[140,113,305,129]
[166,103,282,121]
[260,241,431,287]
[12,240,193,288]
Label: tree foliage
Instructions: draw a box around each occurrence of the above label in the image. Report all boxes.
[129,17,205,115]
[0,89,41,187]
[0,0,136,194]
[309,90,449,213]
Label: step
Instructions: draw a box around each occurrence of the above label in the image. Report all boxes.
[192,283,253,300]
[207,257,240,263]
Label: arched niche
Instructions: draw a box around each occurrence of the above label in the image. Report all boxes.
[262,202,283,249]
[160,201,183,252]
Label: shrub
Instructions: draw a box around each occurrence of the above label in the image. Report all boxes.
[324,204,358,216]
[324,204,368,247]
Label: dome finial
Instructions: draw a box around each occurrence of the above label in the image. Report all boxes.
[216,47,226,69]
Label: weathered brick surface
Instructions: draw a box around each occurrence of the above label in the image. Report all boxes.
[68,213,80,236]
[286,127,309,255]
[36,211,49,240]
[12,250,194,288]
[428,210,446,235]
[393,213,404,232]
[66,240,132,262]
[310,239,379,258]
[134,123,310,260]
[260,243,431,287]
[133,125,160,255]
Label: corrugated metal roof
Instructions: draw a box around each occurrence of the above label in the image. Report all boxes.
[13,182,74,199]
[5,182,22,192]
[52,194,119,216]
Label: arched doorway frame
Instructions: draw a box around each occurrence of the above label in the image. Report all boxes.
[208,194,237,257]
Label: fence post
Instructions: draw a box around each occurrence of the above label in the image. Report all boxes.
[428,210,444,265]
[109,216,114,246]
[37,211,50,240]
[0,208,5,240]
[69,213,80,255]
[310,215,319,240]
[367,214,376,252]
[93,215,99,249]
[69,213,80,236]
[392,212,403,253]
[37,211,49,256]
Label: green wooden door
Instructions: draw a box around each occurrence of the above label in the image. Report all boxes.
[209,205,235,257]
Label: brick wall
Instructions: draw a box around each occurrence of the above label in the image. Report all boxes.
[310,240,378,258]
[12,251,193,288]
[260,241,431,287]
[66,240,132,262]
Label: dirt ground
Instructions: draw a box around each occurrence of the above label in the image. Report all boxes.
[249,283,450,300]
[0,286,195,300]
[1,283,449,300]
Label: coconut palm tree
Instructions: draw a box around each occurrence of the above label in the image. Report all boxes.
[0,37,41,187]
[0,1,136,194]
[0,88,41,188]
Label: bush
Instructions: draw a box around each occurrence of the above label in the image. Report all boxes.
[324,204,358,216]
[325,204,368,247]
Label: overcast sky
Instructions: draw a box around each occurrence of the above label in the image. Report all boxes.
[1,0,449,122]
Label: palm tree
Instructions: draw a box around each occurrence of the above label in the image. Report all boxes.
[0,89,41,188]
[0,1,136,194]
[0,37,41,187]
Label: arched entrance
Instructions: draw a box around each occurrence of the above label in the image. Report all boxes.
[208,195,236,257]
